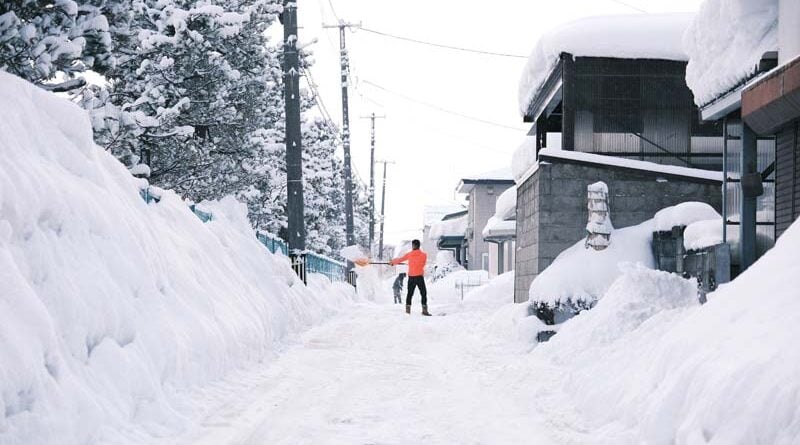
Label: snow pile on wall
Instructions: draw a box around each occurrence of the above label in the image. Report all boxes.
[653,201,720,231]
[535,219,800,443]
[684,218,723,250]
[0,72,356,445]
[518,13,693,116]
[684,0,778,106]
[529,202,723,306]
[483,189,517,238]
[529,221,655,306]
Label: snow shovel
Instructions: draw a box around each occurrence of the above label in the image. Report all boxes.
[353,258,392,267]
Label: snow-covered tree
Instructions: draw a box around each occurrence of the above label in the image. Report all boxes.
[0,0,115,90]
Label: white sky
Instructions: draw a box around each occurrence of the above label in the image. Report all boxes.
[291,0,704,246]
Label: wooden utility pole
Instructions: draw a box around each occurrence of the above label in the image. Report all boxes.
[377,160,394,259]
[360,113,386,255]
[282,0,305,254]
[323,21,360,250]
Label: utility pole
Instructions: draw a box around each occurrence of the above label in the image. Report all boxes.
[360,113,386,255]
[282,0,305,257]
[323,21,360,250]
[377,160,394,259]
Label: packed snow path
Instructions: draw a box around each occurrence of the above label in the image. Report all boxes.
[165,299,571,445]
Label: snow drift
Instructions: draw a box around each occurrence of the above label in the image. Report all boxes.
[534,220,800,443]
[0,72,356,445]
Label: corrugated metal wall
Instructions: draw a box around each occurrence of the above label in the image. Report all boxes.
[571,58,723,169]
[776,121,800,238]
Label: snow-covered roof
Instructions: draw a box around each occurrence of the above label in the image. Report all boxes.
[423,204,466,227]
[428,215,468,241]
[518,13,693,116]
[684,0,778,107]
[494,186,516,221]
[457,167,514,194]
[482,216,516,240]
[460,167,514,183]
[517,148,723,185]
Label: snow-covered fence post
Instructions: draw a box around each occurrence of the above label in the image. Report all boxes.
[585,181,613,250]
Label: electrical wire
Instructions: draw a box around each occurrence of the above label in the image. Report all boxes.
[359,79,527,132]
[357,26,528,59]
[605,0,647,13]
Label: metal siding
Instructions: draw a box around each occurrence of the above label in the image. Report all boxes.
[776,122,800,238]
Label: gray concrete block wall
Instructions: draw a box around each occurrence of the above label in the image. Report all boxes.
[513,160,722,304]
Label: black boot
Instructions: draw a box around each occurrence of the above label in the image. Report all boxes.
[422,305,431,316]
[405,305,411,314]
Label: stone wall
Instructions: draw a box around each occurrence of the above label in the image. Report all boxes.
[513,159,722,303]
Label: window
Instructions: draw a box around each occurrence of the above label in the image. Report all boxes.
[481,253,489,272]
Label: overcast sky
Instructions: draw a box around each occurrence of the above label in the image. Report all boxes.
[291,0,704,247]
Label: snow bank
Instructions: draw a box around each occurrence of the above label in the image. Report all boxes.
[653,201,721,231]
[529,220,654,306]
[684,0,778,106]
[534,218,800,443]
[519,13,693,115]
[0,72,356,445]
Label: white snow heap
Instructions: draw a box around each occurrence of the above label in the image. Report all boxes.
[653,201,721,231]
[518,13,693,116]
[585,181,613,250]
[0,72,356,444]
[536,218,800,443]
[683,0,779,106]
[428,215,468,241]
[684,218,724,250]
[529,219,655,306]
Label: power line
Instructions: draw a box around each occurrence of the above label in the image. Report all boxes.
[360,79,527,132]
[326,0,340,21]
[605,0,647,13]
[358,26,528,59]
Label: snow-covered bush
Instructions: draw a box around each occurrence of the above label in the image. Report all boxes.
[431,250,465,282]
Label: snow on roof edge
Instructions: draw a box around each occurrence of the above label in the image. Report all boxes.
[537,148,723,182]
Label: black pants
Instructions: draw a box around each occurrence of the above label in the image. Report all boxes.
[406,276,427,306]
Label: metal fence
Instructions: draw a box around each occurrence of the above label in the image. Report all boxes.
[256,231,289,256]
[139,186,351,285]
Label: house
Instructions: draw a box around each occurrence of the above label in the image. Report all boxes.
[684,0,798,272]
[455,168,515,271]
[482,186,516,278]
[512,13,726,303]
[421,204,466,262]
[428,210,469,265]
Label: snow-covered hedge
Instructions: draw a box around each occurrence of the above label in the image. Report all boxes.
[0,72,356,445]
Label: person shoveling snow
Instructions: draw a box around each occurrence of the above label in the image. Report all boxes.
[390,240,431,316]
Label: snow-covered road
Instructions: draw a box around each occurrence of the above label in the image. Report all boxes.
[164,296,573,445]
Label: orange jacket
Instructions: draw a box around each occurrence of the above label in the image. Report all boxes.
[391,249,427,277]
